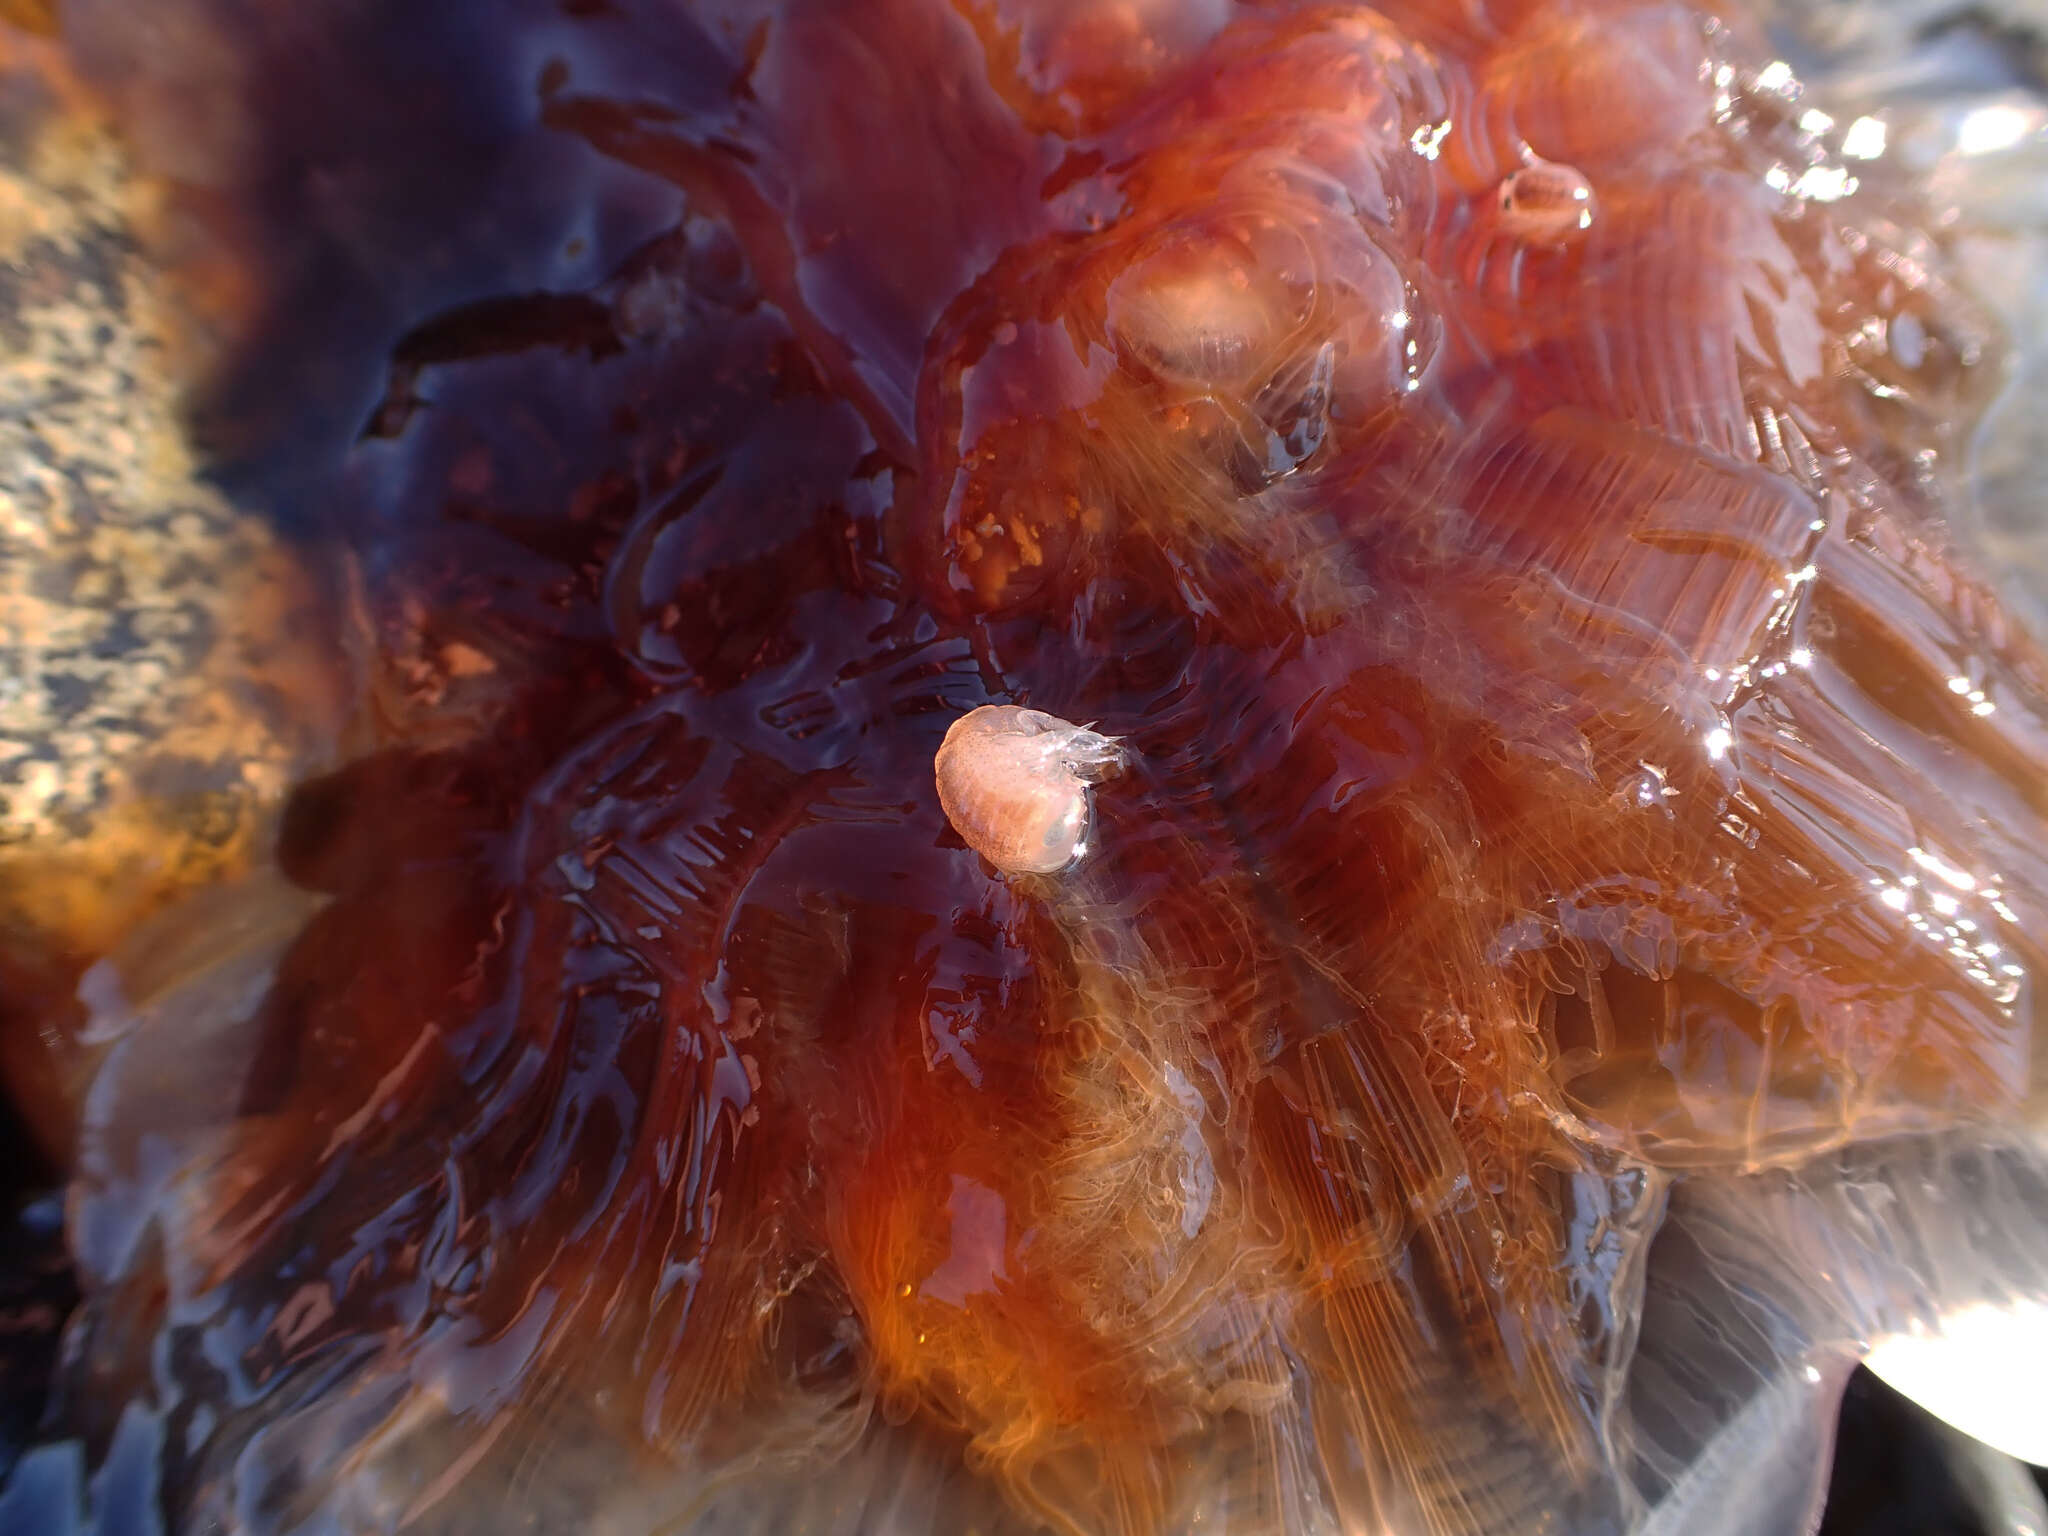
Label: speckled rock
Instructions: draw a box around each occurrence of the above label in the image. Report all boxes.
[0,31,340,1031]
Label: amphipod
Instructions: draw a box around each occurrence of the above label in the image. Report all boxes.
[1496,158,1597,243]
[934,705,1127,875]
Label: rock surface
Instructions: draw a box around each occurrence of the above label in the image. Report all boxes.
[0,28,339,1152]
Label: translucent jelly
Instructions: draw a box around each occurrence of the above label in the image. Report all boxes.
[5,2,2045,1535]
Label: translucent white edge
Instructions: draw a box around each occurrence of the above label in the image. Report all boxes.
[1866,1296,2048,1466]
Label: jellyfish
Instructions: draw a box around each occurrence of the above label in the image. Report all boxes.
[1,1,2047,1535]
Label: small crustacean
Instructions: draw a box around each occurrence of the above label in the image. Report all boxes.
[1495,157,1597,242]
[934,705,1127,875]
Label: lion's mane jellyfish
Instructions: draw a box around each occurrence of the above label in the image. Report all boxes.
[4,1,2048,1535]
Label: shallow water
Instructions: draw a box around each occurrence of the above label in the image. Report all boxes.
[2,2,2047,1534]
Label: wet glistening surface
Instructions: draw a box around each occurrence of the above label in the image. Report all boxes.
[1,2,2046,1533]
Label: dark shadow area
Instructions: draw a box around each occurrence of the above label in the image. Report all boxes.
[1821,1366,2048,1535]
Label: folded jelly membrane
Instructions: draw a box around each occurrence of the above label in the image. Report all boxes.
[3,0,2047,1534]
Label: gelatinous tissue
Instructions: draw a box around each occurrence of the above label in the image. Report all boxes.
[2,1,2047,1534]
